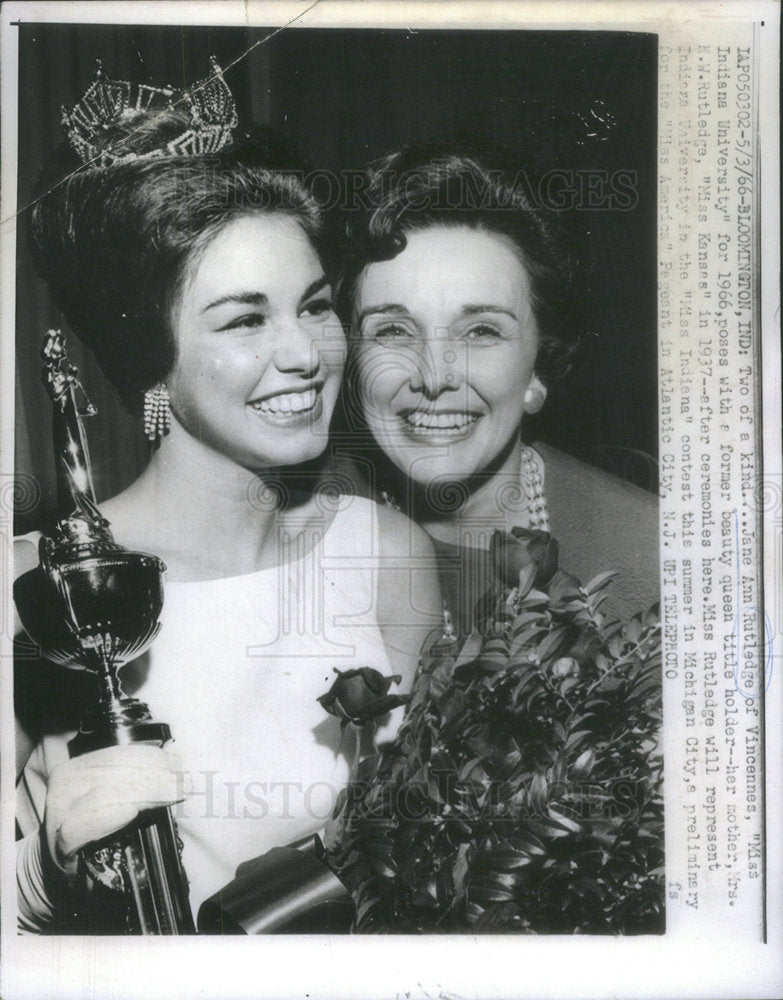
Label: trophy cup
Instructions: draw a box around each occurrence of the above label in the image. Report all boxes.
[14,330,194,934]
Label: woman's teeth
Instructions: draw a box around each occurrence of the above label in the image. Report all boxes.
[403,411,478,432]
[252,388,317,415]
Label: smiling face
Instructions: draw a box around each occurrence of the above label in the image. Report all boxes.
[166,213,344,470]
[353,225,540,487]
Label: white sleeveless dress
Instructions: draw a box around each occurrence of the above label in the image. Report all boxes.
[16,495,396,923]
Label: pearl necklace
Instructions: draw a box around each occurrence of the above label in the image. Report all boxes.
[520,443,550,532]
[380,442,550,532]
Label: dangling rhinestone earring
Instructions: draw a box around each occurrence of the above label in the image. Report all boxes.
[143,382,170,442]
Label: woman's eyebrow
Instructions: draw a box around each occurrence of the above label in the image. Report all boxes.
[201,276,329,314]
[299,275,330,304]
[356,303,412,325]
[202,291,268,313]
[460,304,518,320]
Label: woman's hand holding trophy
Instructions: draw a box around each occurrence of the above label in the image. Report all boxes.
[44,745,184,875]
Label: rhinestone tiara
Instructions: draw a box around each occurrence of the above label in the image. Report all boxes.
[61,55,238,168]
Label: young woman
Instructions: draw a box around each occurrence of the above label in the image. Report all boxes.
[342,146,578,633]
[14,70,440,931]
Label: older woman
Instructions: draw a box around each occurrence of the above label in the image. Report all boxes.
[14,66,440,932]
[341,146,581,634]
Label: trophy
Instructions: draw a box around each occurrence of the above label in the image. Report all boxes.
[14,330,194,934]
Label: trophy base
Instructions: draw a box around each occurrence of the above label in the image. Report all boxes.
[68,698,195,934]
[78,807,196,935]
[69,697,172,758]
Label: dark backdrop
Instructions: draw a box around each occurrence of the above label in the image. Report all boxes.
[14,22,657,534]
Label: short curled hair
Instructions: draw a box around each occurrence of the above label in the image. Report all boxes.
[30,108,336,412]
[343,142,580,383]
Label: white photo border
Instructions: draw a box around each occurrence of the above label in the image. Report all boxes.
[1,3,779,999]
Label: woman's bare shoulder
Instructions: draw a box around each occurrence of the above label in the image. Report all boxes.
[12,534,44,653]
[13,533,41,582]
[13,479,150,569]
[371,502,442,682]
[374,501,436,560]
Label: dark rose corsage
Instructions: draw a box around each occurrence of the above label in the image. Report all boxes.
[318,667,409,728]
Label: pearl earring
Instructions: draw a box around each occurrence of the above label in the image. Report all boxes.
[143,382,170,442]
[524,374,547,414]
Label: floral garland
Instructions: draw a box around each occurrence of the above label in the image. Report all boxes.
[319,527,664,934]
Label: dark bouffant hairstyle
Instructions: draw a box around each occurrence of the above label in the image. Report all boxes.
[342,143,580,384]
[30,107,335,412]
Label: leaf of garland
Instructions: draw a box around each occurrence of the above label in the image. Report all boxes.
[584,570,620,595]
